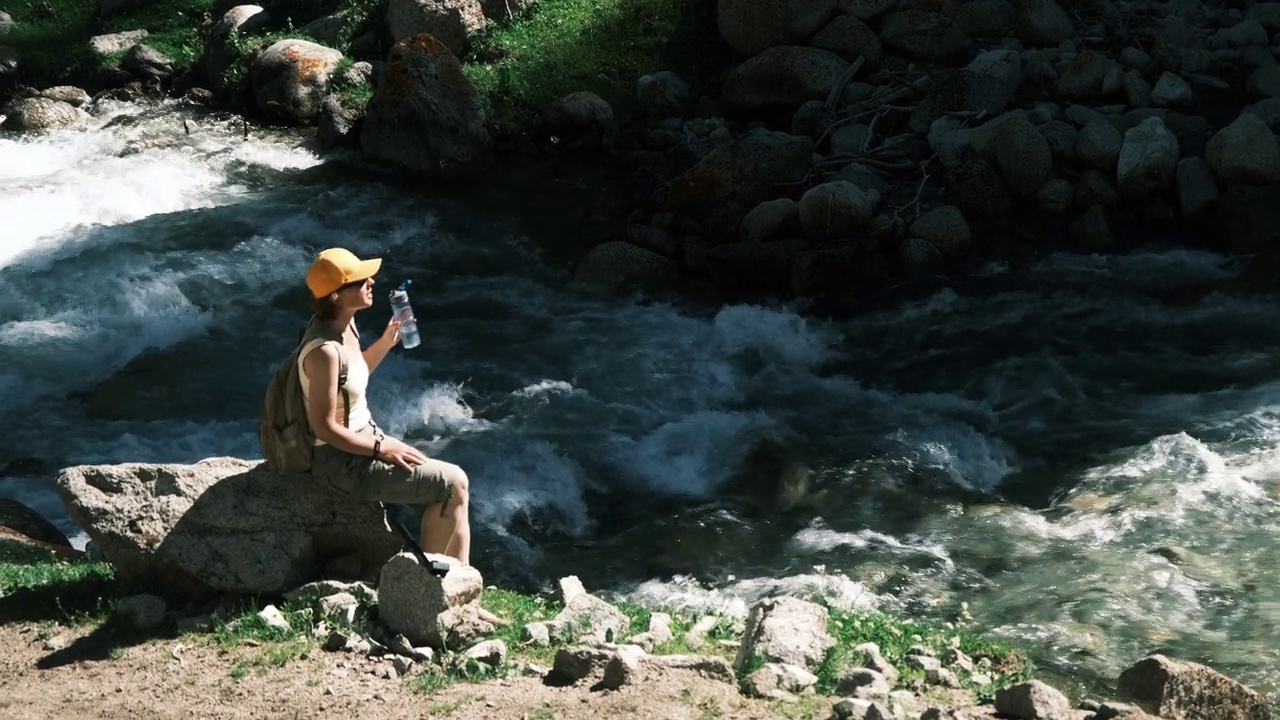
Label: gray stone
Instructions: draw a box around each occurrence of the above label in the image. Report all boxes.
[1205,113,1280,185]
[89,29,148,56]
[741,198,800,244]
[600,645,647,690]
[1071,204,1114,251]
[743,662,819,698]
[0,12,12,35]
[717,0,838,57]
[54,458,401,599]
[1243,97,1280,131]
[39,86,91,107]
[384,0,486,55]
[1248,65,1280,99]
[1117,654,1271,720]
[636,71,691,118]
[542,90,615,149]
[799,181,880,240]
[115,594,167,630]
[1076,118,1122,172]
[1017,0,1074,47]
[836,667,891,699]
[1116,116,1178,200]
[909,205,970,258]
[733,596,835,673]
[995,679,1074,719]
[360,34,490,178]
[463,639,507,667]
[993,116,1053,197]
[810,15,882,67]
[879,10,968,63]
[250,39,343,126]
[722,46,849,112]
[122,44,175,79]
[665,128,813,212]
[1151,72,1192,107]
[377,552,494,649]
[1176,157,1218,217]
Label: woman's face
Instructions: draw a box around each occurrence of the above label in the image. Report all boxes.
[339,276,375,311]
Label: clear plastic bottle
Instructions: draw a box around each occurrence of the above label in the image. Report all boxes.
[388,280,421,349]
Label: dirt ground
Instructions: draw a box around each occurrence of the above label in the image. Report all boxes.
[0,621,831,720]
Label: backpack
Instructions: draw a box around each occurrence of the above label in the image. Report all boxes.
[259,320,349,476]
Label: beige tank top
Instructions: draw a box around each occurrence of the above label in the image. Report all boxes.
[298,338,373,446]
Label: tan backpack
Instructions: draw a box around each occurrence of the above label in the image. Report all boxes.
[259,320,349,476]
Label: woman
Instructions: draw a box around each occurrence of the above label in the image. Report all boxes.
[299,247,476,567]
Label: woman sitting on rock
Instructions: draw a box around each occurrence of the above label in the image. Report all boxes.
[299,248,483,573]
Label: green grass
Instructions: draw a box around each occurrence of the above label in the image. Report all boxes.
[0,558,119,624]
[462,0,683,136]
[2,0,213,87]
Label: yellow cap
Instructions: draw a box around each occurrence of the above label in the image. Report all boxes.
[306,248,383,298]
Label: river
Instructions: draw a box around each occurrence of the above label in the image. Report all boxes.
[3,99,1279,702]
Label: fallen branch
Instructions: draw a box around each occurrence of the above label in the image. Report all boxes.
[825,56,866,110]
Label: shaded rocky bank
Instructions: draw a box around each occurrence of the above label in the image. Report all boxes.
[2,457,1275,719]
[7,0,1280,311]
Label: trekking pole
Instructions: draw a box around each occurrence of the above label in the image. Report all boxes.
[383,503,450,578]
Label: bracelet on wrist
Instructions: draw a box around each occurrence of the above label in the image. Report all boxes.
[372,439,381,459]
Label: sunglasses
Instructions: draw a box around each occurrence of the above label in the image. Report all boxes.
[339,277,371,292]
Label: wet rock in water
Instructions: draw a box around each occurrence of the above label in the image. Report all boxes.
[1,97,87,131]
[317,95,364,149]
[40,86,90,107]
[1117,654,1271,720]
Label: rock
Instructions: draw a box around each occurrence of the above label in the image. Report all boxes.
[552,576,629,644]
[878,10,968,63]
[854,642,900,686]
[318,592,359,624]
[909,205,970,258]
[1243,98,1280,132]
[959,0,1016,36]
[550,645,616,684]
[833,698,896,720]
[1116,116,1178,200]
[1121,47,1150,71]
[1,97,87,131]
[810,15,882,67]
[1175,157,1219,217]
[799,181,880,240]
[837,667,891,700]
[317,95,364,149]
[1036,177,1075,213]
[0,45,17,87]
[743,662,818,698]
[40,86,91,107]
[250,39,343,125]
[0,500,79,561]
[285,580,376,607]
[1205,113,1280,186]
[1217,182,1280,253]
[1017,0,1074,47]
[360,34,490,178]
[944,154,1013,220]
[1123,71,1152,108]
[542,90,614,150]
[1248,65,1280,100]
[1076,119,1122,172]
[722,46,849,112]
[299,10,359,46]
[717,0,838,57]
[636,71,691,118]
[385,0,487,55]
[378,552,493,649]
[55,458,402,599]
[203,6,268,93]
[90,30,149,57]
[464,639,507,667]
[114,594,167,630]
[574,241,679,290]
[965,49,1024,114]
[1058,50,1115,101]
[258,605,291,631]
[993,116,1053,197]
[0,11,12,35]
[1117,654,1271,720]
[664,128,813,212]
[1071,204,1114,250]
[734,596,835,673]
[995,679,1074,719]
[122,44,175,79]
[1151,72,1192,107]
[600,645,647,690]
[742,198,800,243]
[838,0,895,21]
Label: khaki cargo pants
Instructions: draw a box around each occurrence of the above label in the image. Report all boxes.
[311,421,461,507]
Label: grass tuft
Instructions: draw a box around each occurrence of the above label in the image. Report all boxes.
[462,0,683,136]
[0,558,119,624]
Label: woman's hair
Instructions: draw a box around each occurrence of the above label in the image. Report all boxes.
[312,291,342,322]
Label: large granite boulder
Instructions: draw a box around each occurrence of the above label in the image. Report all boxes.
[734,596,835,673]
[385,0,487,55]
[1117,654,1271,720]
[56,458,403,600]
[250,39,344,125]
[360,33,490,178]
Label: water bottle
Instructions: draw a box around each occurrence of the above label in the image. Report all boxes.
[388,280,421,349]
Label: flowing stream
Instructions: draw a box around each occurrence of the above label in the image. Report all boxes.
[4,99,1280,702]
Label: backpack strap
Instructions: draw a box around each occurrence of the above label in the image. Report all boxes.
[299,317,353,429]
